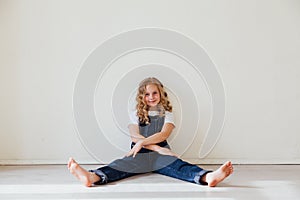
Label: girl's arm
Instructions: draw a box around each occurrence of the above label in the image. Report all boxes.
[128,123,174,145]
[127,123,176,157]
[128,124,144,143]
[141,123,175,145]
[128,124,162,151]
[126,124,178,157]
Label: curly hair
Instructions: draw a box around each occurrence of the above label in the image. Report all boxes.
[136,77,172,124]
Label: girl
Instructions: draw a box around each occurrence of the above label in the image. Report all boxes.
[68,77,233,187]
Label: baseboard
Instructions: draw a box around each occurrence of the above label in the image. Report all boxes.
[1,158,300,165]
[184,158,300,165]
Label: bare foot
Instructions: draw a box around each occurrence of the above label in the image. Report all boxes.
[203,161,233,187]
[67,157,100,187]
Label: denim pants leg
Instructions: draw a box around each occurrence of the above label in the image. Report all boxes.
[89,152,152,185]
[153,154,212,185]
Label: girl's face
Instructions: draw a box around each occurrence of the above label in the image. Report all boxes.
[144,84,161,107]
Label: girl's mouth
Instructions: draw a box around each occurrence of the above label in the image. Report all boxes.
[148,100,158,105]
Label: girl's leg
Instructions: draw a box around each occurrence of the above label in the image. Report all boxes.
[88,166,137,185]
[91,153,154,184]
[68,153,152,186]
[153,155,233,187]
[89,158,141,185]
[153,156,212,185]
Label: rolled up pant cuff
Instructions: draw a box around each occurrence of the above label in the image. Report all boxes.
[194,170,213,185]
[89,169,108,185]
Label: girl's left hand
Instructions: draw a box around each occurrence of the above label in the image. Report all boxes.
[126,139,144,158]
[157,147,179,157]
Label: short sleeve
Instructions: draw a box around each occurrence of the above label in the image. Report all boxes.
[165,111,175,126]
[129,111,139,125]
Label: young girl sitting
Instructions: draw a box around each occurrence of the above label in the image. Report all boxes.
[68,77,233,187]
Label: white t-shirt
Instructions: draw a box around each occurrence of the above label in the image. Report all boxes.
[129,110,175,126]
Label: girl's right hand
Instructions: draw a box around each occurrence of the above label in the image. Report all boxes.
[157,147,179,157]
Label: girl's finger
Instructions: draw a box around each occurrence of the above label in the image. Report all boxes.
[126,150,133,157]
[133,150,137,158]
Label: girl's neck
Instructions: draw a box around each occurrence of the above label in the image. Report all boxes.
[148,106,158,111]
[148,104,163,112]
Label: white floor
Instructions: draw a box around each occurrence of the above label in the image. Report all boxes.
[0,164,300,200]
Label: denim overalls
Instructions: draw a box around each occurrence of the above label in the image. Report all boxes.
[90,114,211,185]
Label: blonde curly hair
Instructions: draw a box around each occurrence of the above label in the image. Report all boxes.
[136,77,172,124]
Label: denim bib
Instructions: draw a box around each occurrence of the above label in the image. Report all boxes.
[139,115,165,137]
[131,115,169,150]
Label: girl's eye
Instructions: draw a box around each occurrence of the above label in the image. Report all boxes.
[145,93,149,96]
[153,91,158,95]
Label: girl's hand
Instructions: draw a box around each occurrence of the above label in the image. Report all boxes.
[157,147,179,157]
[126,139,144,158]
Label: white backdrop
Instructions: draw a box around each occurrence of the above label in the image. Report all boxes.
[1,0,300,164]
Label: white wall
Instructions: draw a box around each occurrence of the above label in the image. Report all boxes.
[1,0,300,164]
